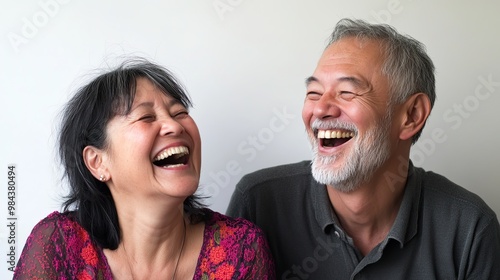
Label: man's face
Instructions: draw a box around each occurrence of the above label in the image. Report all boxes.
[302,37,395,192]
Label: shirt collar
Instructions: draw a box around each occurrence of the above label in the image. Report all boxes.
[310,174,338,233]
[386,160,420,247]
[311,160,421,246]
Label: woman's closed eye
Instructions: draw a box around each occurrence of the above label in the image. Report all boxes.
[139,114,156,122]
[172,110,189,119]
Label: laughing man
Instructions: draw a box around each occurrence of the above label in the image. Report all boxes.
[227,18,500,280]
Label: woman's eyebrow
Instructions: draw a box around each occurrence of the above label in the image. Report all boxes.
[130,101,154,112]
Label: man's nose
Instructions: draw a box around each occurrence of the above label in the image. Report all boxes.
[313,94,342,119]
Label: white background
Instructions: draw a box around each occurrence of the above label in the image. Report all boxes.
[1,0,499,277]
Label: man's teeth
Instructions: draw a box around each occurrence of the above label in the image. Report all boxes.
[154,146,189,161]
[317,130,354,139]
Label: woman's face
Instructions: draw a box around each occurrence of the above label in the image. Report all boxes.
[101,78,202,201]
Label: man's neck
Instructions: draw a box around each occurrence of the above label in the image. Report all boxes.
[327,163,408,256]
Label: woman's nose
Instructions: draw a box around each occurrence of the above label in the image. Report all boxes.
[159,116,185,136]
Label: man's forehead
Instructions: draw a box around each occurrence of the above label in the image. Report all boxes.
[310,41,385,81]
[320,37,384,61]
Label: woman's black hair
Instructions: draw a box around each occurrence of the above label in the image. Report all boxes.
[59,58,206,249]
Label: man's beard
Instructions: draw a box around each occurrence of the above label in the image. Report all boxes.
[309,115,392,193]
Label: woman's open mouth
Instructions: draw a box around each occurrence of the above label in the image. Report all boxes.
[153,146,189,168]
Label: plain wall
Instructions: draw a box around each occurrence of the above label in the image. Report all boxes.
[1,0,499,277]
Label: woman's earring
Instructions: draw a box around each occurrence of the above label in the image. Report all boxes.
[99,175,105,181]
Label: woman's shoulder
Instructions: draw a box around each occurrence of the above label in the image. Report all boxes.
[15,211,110,279]
[195,209,275,279]
[39,210,76,222]
[201,208,268,249]
[31,210,78,230]
[203,208,264,235]
[28,210,90,244]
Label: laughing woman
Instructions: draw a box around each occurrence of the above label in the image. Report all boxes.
[14,59,275,280]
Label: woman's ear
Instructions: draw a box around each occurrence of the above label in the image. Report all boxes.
[399,93,432,141]
[83,146,108,181]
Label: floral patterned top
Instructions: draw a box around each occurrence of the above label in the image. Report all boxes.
[13,209,275,280]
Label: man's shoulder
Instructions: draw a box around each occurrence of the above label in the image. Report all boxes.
[236,160,312,190]
[227,161,315,220]
[418,167,497,220]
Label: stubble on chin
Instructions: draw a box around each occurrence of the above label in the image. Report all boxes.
[308,117,391,193]
[310,143,363,193]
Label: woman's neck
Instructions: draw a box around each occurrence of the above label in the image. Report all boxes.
[105,197,194,279]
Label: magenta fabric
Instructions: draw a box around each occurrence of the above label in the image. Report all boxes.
[14,209,275,280]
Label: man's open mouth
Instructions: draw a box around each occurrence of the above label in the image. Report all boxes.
[317,129,354,147]
[153,146,189,168]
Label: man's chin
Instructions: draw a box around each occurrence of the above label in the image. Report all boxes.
[327,181,361,193]
[312,154,339,167]
[311,162,363,193]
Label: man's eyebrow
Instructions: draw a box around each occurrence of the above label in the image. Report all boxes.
[337,76,366,88]
[305,76,318,86]
[306,75,367,88]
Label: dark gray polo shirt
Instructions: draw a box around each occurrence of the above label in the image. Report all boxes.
[226,160,500,280]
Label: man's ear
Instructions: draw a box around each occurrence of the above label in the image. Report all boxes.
[83,145,108,181]
[399,93,431,141]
